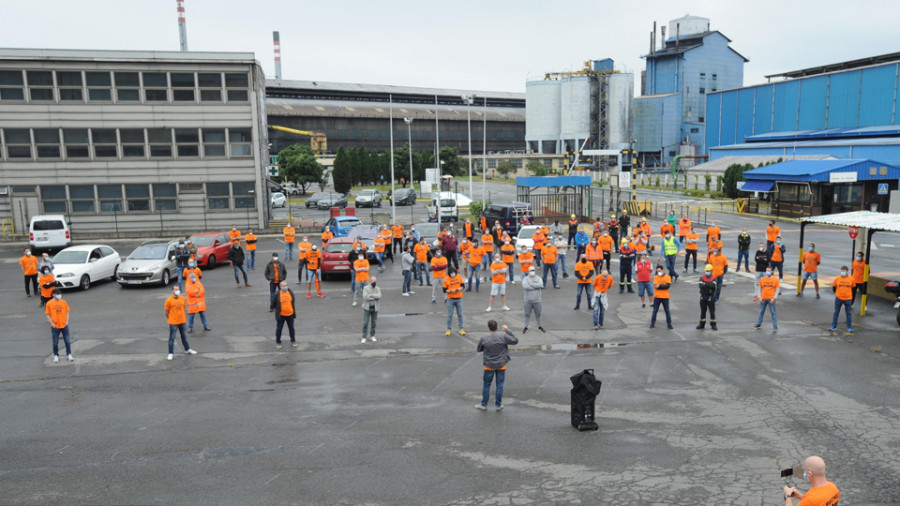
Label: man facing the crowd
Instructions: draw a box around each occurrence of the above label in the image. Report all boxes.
[829,265,856,333]
[799,243,821,298]
[164,284,196,360]
[443,268,466,336]
[273,280,297,349]
[283,221,296,260]
[475,320,518,412]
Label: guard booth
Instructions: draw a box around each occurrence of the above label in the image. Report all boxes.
[516,176,591,223]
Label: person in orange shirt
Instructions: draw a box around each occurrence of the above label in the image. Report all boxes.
[585,237,602,271]
[229,224,242,244]
[597,230,614,271]
[755,266,779,330]
[650,265,673,329]
[283,222,297,260]
[851,251,866,303]
[783,456,840,506]
[443,267,466,336]
[464,218,475,241]
[829,266,856,332]
[678,216,692,243]
[273,281,297,349]
[296,235,313,281]
[305,244,325,298]
[706,236,723,262]
[45,288,74,362]
[768,237,786,280]
[321,226,334,251]
[164,284,196,360]
[430,250,448,304]
[591,269,614,329]
[480,232,494,270]
[500,239,517,284]
[532,229,546,267]
[19,248,39,297]
[659,222,674,238]
[352,250,371,306]
[799,243,822,298]
[244,228,258,270]
[391,222,404,255]
[517,244,534,277]
[574,254,595,310]
[706,221,721,244]
[465,239,486,292]
[479,215,487,233]
[639,218,652,239]
[414,239,431,286]
[710,248,729,302]
[373,233,387,271]
[378,225,394,262]
[486,255,510,311]
[541,240,559,288]
[683,227,700,273]
[38,265,59,307]
[185,272,210,333]
[766,220,780,250]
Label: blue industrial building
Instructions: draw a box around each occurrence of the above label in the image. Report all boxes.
[634,15,747,166]
[706,53,900,164]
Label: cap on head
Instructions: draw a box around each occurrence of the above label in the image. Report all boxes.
[571,214,576,219]
[705,263,713,271]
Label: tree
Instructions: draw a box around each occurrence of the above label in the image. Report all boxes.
[722,163,755,198]
[704,173,712,192]
[496,161,516,177]
[332,146,352,195]
[439,146,463,177]
[526,161,546,176]
[278,143,324,195]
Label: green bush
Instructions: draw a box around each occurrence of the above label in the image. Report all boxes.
[704,173,712,191]
[468,200,487,219]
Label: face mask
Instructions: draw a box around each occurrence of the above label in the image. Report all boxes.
[280,287,287,292]
[857,255,863,260]
[436,252,441,256]
[370,282,376,288]
[714,252,719,255]
[665,235,671,239]
[25,252,31,256]
[808,247,814,252]
[53,294,61,300]
[174,290,181,296]
[603,233,608,236]
[529,271,536,277]
[232,227,237,231]
[802,471,808,481]
[705,270,713,275]
[759,247,764,251]
[273,257,279,261]
[841,271,848,277]
[766,271,773,277]
[777,241,781,245]
[656,271,663,275]
[411,228,415,231]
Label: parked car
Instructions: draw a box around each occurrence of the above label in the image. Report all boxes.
[281,182,303,196]
[482,202,533,235]
[28,214,71,251]
[322,215,363,238]
[117,240,180,287]
[190,232,231,269]
[305,192,330,208]
[271,192,286,208]
[513,225,542,250]
[52,244,120,290]
[414,222,444,252]
[317,193,348,210]
[390,188,417,206]
[354,189,383,208]
[320,233,377,280]
[436,191,472,207]
[427,197,458,222]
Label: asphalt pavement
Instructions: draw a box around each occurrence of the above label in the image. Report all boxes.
[1,206,900,504]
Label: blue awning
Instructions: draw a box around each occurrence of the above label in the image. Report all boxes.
[740,180,775,192]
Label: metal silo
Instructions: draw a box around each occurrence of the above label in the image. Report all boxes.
[526,80,561,151]
[560,77,591,142]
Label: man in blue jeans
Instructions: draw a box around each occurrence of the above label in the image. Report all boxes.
[475,320,519,411]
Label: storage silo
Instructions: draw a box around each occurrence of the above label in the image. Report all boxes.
[607,72,635,149]
[559,77,592,145]
[525,80,561,153]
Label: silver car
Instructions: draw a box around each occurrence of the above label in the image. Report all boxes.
[354,189,382,208]
[117,240,180,287]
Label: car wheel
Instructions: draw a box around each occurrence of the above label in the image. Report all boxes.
[207,255,216,269]
[377,200,382,207]
[161,269,171,287]
[79,274,91,291]
[110,264,119,281]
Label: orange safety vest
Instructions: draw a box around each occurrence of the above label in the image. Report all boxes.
[585,244,602,261]
[185,280,206,314]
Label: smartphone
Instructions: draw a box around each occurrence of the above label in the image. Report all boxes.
[780,468,794,478]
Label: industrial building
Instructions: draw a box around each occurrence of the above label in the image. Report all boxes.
[524,59,634,156]
[634,15,747,166]
[0,48,268,237]
[705,52,900,164]
[265,79,525,156]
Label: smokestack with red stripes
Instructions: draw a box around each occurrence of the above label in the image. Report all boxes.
[273,31,282,80]
[177,0,188,51]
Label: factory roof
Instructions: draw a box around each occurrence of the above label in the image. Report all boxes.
[265,97,525,122]
[642,31,748,62]
[742,159,900,182]
[802,211,900,233]
[0,47,257,63]
[687,155,837,175]
[765,51,900,80]
[711,136,900,151]
[746,125,900,143]
[266,79,525,105]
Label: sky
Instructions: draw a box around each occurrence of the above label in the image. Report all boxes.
[1,0,898,94]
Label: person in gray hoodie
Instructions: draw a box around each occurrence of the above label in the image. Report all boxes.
[521,266,545,334]
[475,320,519,411]
[549,219,565,239]
[401,246,416,296]
[361,277,381,343]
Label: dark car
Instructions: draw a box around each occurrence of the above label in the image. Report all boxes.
[317,193,348,210]
[390,188,417,206]
[482,202,533,235]
[305,192,330,208]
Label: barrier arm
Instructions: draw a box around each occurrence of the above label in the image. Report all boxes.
[797,222,807,296]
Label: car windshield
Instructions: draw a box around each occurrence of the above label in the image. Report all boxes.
[53,250,88,264]
[309,192,327,199]
[359,190,375,196]
[437,199,456,207]
[325,242,353,253]
[416,223,441,238]
[33,219,65,231]
[337,219,361,228]
[130,244,169,260]
[518,226,540,237]
[190,235,216,247]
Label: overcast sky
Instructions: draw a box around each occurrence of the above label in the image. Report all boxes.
[2,0,898,94]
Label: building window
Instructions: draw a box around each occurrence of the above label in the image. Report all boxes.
[120,129,146,158]
[57,71,83,101]
[198,73,222,102]
[63,129,90,159]
[690,128,700,134]
[34,128,61,159]
[834,184,862,205]
[125,184,150,212]
[0,70,25,100]
[233,182,255,208]
[4,128,32,159]
[699,87,705,94]
[229,128,252,157]
[175,129,200,157]
[203,129,226,157]
[712,74,717,80]
[98,184,123,212]
[699,116,704,123]
[488,160,497,169]
[225,73,249,102]
[700,72,706,79]
[143,72,168,102]
[27,70,54,101]
[668,150,676,156]
[153,183,177,211]
[41,185,67,213]
[70,185,96,213]
[86,72,112,101]
[114,72,140,102]
[171,72,196,102]
[148,128,172,157]
[92,129,118,158]
[206,182,231,210]
[711,87,717,92]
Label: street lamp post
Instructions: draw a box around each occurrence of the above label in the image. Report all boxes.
[403,117,414,192]
[462,95,475,198]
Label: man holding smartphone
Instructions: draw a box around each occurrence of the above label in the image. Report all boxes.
[782,456,839,505]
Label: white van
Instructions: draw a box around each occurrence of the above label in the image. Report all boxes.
[427,197,458,223]
[29,215,71,250]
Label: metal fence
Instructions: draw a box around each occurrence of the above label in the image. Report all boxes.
[519,192,584,223]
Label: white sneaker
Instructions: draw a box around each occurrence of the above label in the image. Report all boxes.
[408,291,415,295]
[370,336,377,342]
[67,354,74,361]
[510,281,517,285]
[186,349,197,355]
[361,338,367,343]
[52,355,59,363]
[352,301,358,307]
[402,293,410,297]
[167,354,174,360]
[502,306,510,311]
[485,306,492,312]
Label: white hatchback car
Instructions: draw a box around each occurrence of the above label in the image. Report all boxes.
[514,225,542,250]
[271,192,286,208]
[53,244,121,290]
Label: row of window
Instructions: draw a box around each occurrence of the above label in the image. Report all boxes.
[0,70,250,104]
[323,129,518,140]
[699,73,718,80]
[0,127,253,161]
[12,182,257,214]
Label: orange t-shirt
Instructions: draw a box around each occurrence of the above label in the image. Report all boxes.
[321,231,333,246]
[373,236,386,253]
[431,256,448,279]
[770,246,784,263]
[165,295,187,325]
[707,226,721,240]
[414,243,429,263]
[592,274,614,294]
[575,260,594,283]
[796,482,840,506]
[39,273,56,299]
[459,241,471,258]
[518,251,534,273]
[597,235,614,252]
[532,232,546,250]
[541,245,558,265]
[279,290,294,317]
[685,232,699,251]
[481,233,494,252]
[802,251,821,273]
[490,261,507,284]
[678,219,691,235]
[306,250,321,270]
[229,229,242,242]
[245,233,257,251]
[653,274,672,299]
[710,253,728,277]
[500,244,516,264]
[45,298,70,328]
[391,224,404,239]
[852,259,866,284]
[833,275,855,301]
[443,274,464,299]
[353,258,370,282]
[766,225,780,242]
[283,227,296,243]
[467,246,486,266]
[660,224,674,237]
[19,255,39,276]
[297,241,312,260]
[759,275,780,300]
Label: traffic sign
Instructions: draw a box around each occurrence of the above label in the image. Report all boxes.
[878,183,889,195]
[619,172,632,189]
[848,226,859,239]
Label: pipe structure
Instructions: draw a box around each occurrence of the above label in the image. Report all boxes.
[273,31,282,80]
[177,0,188,51]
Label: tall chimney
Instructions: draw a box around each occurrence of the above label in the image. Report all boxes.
[273,31,282,80]
[651,21,656,54]
[660,25,666,47]
[176,0,188,51]
[676,23,680,49]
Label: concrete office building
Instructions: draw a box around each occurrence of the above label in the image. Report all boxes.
[0,48,268,237]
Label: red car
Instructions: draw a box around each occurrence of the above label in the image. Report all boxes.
[321,231,378,280]
[190,232,232,269]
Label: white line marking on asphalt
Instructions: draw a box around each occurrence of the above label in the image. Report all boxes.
[306,442,325,455]
[430,354,477,393]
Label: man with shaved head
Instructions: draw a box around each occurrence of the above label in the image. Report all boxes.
[783,455,840,505]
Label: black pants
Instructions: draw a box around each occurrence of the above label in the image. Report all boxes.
[619,264,633,291]
[684,250,697,270]
[297,260,307,282]
[24,274,38,295]
[602,252,611,271]
[393,237,403,255]
[610,231,619,251]
[568,231,576,247]
[444,249,459,270]
[699,298,716,325]
[276,315,296,344]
